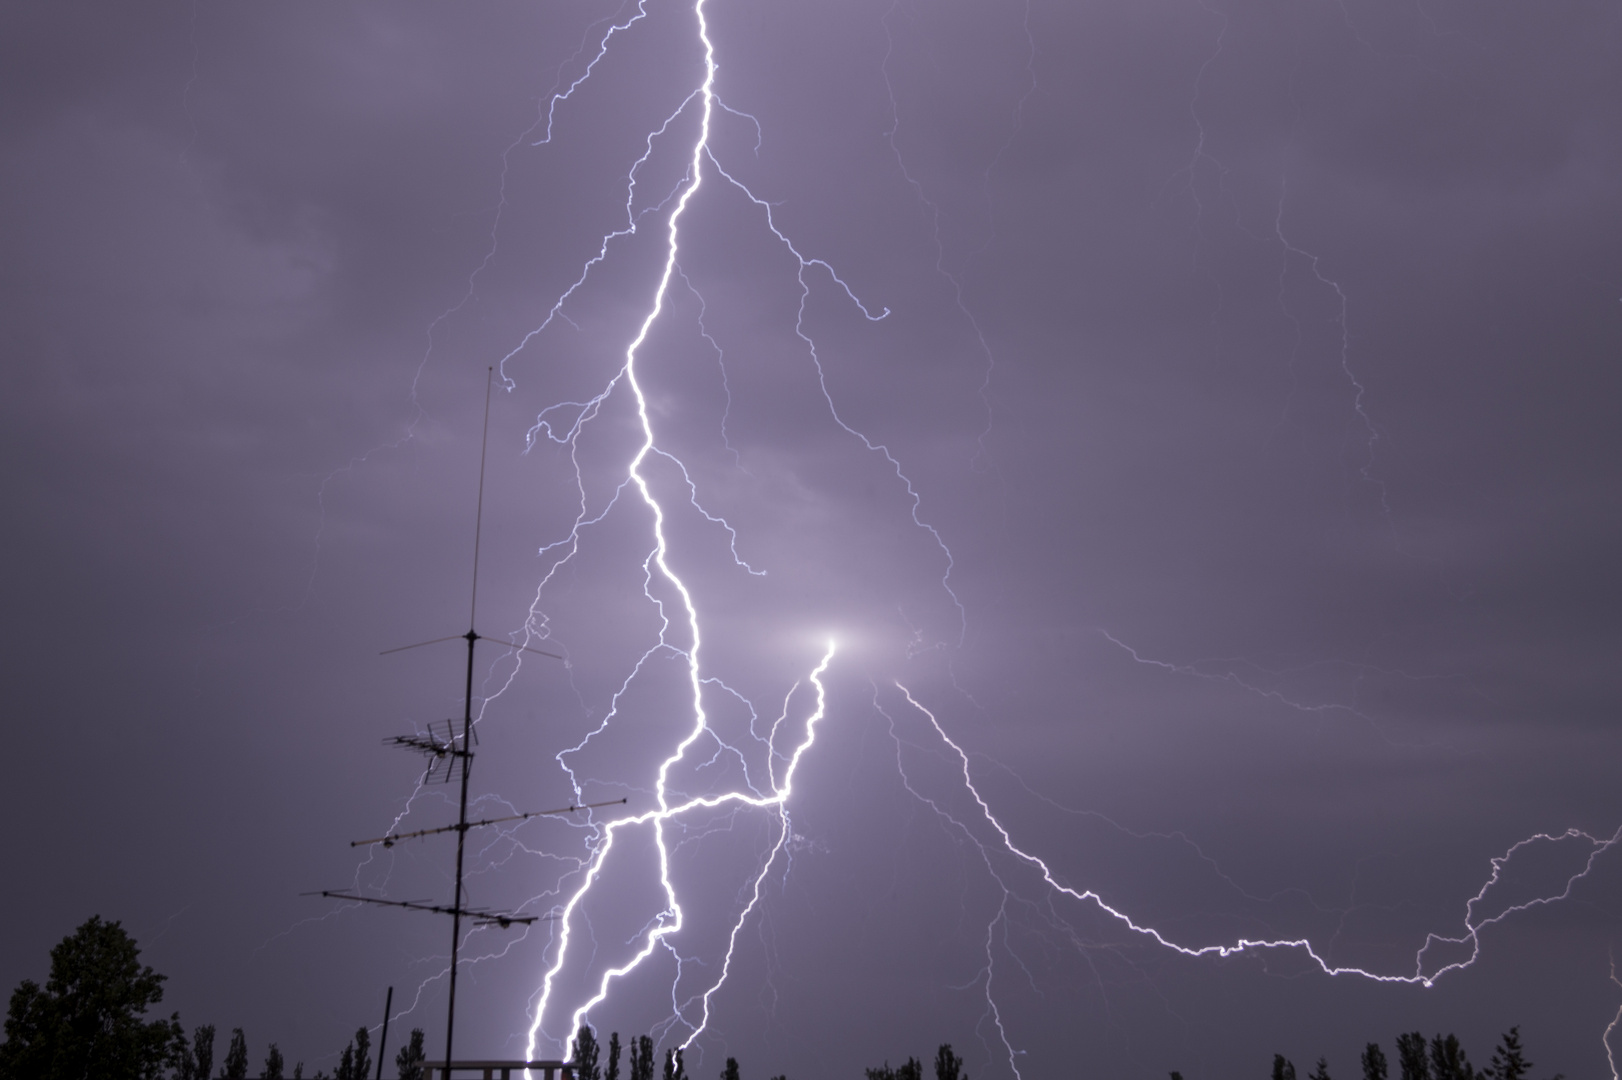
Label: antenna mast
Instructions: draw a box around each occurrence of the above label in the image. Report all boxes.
[311,369,624,1078]
[443,365,495,1079]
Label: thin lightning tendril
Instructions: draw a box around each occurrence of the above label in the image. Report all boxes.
[1607,948,1622,1080]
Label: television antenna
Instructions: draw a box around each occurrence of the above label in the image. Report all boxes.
[309,369,620,1079]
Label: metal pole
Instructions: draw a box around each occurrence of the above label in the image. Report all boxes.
[444,631,476,1080]
[375,986,393,1080]
[447,369,494,1080]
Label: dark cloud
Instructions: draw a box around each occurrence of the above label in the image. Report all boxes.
[3,1,1619,1077]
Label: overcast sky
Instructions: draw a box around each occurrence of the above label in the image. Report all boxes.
[3,1,1621,1077]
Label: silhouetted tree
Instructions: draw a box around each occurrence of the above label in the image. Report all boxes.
[0,916,183,1080]
[1395,1035,1430,1080]
[630,1036,655,1080]
[1428,1034,1475,1080]
[1171,1073,1185,1080]
[262,1042,286,1080]
[720,1057,740,1080]
[575,1025,602,1080]
[1256,1028,1558,1080]
[1483,1028,1560,1080]
[335,1026,371,1080]
[188,1024,218,1080]
[395,1029,427,1080]
[223,1027,250,1079]
[606,1032,622,1080]
[934,1045,965,1080]
[663,1046,687,1080]
[354,1027,372,1080]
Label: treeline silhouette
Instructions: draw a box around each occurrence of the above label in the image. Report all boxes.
[170,1021,429,1079]
[1168,1028,1562,1080]
[0,915,429,1079]
[569,1024,968,1080]
[4,916,1569,1080]
[569,1026,787,1080]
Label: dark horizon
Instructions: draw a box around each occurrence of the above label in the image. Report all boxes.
[3,2,1620,1077]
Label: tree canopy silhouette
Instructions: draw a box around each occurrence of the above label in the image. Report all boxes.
[575,1025,602,1080]
[222,1027,250,1079]
[1362,1043,1389,1080]
[395,1028,427,1080]
[630,1035,655,1080]
[0,915,182,1080]
[1249,1028,1563,1080]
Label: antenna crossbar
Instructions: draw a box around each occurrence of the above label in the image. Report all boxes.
[313,891,547,929]
[351,797,629,848]
[380,632,563,661]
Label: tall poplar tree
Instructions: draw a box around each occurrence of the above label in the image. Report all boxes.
[574,1026,602,1080]
[394,1029,427,1080]
[178,1024,218,1080]
[1395,1035,1430,1080]
[934,1045,965,1080]
[1428,1034,1474,1080]
[262,1042,286,1080]
[222,1028,250,1079]
[630,1035,655,1080]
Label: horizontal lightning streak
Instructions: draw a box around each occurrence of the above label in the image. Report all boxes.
[890,681,1621,1070]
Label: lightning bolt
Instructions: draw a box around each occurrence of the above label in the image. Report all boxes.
[884,681,1621,1078]
[530,644,832,1053]
[354,1,1622,1074]
[476,0,938,1062]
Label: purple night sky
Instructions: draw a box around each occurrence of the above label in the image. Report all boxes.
[3,2,1621,1076]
